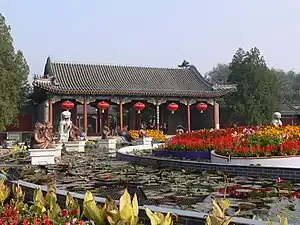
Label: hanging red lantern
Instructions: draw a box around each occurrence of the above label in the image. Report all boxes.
[167,103,179,114]
[97,101,109,113]
[61,101,74,110]
[134,102,145,114]
[196,102,208,113]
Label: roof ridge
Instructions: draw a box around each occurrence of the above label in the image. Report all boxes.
[283,100,300,113]
[50,60,186,71]
[188,65,214,90]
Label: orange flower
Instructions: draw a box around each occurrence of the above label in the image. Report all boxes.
[128,130,166,141]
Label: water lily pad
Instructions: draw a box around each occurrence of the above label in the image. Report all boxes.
[238,202,256,210]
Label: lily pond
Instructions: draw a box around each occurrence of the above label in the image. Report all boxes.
[2,149,300,223]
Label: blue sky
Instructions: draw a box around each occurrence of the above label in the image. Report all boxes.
[1,0,300,81]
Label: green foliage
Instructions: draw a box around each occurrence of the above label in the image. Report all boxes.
[205,63,231,85]
[0,14,29,131]
[226,47,280,125]
[248,134,282,147]
[273,68,300,103]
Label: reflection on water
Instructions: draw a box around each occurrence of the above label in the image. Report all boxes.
[1,149,300,223]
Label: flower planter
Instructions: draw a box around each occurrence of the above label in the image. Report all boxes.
[211,150,300,168]
[64,141,85,152]
[153,149,211,160]
[53,143,63,158]
[29,148,56,165]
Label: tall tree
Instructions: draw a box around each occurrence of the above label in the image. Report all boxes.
[205,63,230,84]
[272,69,295,102]
[226,47,280,125]
[0,14,29,131]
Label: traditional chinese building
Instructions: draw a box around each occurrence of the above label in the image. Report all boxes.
[31,57,236,135]
[280,101,300,125]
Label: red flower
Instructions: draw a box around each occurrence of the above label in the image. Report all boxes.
[164,126,300,157]
[0,204,18,225]
[22,218,29,225]
[71,209,78,215]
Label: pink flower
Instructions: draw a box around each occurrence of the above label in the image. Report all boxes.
[62,209,69,217]
[276,177,284,183]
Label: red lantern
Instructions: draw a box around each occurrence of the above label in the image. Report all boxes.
[133,102,145,114]
[97,101,109,113]
[196,103,208,113]
[167,103,179,114]
[61,101,74,110]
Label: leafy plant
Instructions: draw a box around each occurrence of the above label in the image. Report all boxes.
[9,145,23,153]
[85,140,97,148]
[146,208,176,225]
[268,216,289,225]
[0,179,10,206]
[83,190,106,224]
[0,179,174,225]
[206,198,233,225]
[205,197,290,225]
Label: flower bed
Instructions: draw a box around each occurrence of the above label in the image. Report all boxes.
[129,129,166,142]
[164,126,300,158]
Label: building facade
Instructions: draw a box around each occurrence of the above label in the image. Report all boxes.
[29,57,235,135]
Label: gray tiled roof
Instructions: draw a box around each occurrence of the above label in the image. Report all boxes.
[33,57,235,98]
[281,101,300,114]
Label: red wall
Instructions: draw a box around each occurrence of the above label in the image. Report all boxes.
[6,115,33,132]
[281,117,296,125]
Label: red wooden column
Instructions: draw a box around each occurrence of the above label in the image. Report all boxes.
[84,99,88,134]
[213,101,220,129]
[187,100,191,133]
[48,99,53,125]
[120,102,123,131]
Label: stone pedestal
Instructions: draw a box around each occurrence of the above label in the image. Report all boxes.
[29,149,56,165]
[98,138,117,149]
[108,149,116,157]
[64,141,85,152]
[135,137,153,146]
[53,143,63,158]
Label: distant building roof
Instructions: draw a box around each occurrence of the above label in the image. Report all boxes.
[33,57,235,98]
[280,101,300,115]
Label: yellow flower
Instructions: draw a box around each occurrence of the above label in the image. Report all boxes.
[255,125,300,139]
[128,130,166,141]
